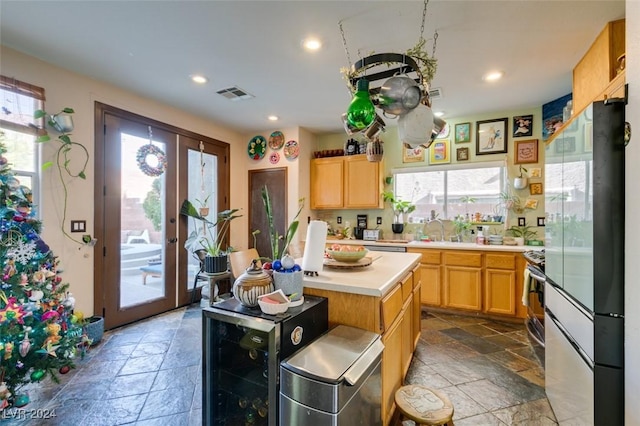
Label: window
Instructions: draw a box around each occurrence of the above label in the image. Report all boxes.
[0,76,44,211]
[393,161,506,222]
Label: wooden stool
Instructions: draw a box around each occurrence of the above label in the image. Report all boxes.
[395,384,454,426]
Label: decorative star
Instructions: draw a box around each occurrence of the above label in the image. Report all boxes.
[37,341,60,358]
[0,297,26,324]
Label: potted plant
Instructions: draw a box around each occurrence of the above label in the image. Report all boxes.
[383,191,416,225]
[452,215,472,242]
[506,225,538,246]
[260,185,304,262]
[513,165,528,189]
[181,199,242,273]
[34,107,92,245]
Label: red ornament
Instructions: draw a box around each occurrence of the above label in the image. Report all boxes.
[59,366,70,374]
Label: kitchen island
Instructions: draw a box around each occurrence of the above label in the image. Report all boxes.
[302,251,421,425]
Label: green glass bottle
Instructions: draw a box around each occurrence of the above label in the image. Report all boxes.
[346,79,375,130]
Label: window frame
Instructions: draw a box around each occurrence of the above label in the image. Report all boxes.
[0,76,45,215]
[391,160,506,220]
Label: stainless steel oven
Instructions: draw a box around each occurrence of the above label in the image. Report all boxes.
[523,250,545,362]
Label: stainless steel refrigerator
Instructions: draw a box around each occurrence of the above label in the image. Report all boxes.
[543,99,625,425]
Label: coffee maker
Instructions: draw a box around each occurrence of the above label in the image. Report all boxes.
[354,214,367,240]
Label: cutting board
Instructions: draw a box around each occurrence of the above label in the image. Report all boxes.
[323,257,372,269]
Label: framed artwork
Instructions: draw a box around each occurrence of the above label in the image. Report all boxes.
[518,217,526,226]
[454,122,471,143]
[402,144,425,163]
[476,118,508,155]
[537,217,546,226]
[514,139,539,164]
[524,198,539,209]
[555,136,576,153]
[542,93,571,141]
[429,139,451,164]
[456,147,469,161]
[513,115,533,137]
[529,182,543,195]
[529,167,542,178]
[584,122,593,152]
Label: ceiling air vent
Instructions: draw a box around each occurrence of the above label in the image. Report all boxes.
[428,87,443,100]
[216,86,254,101]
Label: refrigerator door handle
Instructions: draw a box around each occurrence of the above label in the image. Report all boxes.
[546,308,594,369]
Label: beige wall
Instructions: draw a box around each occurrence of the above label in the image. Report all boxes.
[314,106,544,238]
[1,46,246,316]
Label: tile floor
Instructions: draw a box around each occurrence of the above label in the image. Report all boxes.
[3,306,557,425]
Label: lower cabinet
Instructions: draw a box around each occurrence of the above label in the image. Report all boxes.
[381,315,402,425]
[408,248,525,319]
[443,265,482,311]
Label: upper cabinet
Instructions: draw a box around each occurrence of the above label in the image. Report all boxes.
[572,19,625,114]
[310,154,383,209]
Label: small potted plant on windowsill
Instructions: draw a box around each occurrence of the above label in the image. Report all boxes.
[181,199,242,273]
[506,225,538,246]
[382,191,416,230]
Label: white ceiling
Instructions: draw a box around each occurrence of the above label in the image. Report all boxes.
[0,1,625,135]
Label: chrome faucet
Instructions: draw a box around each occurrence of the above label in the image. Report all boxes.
[425,219,445,242]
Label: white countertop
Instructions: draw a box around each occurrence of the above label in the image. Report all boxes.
[327,238,542,252]
[302,251,421,298]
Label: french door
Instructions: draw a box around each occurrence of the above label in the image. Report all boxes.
[95,103,229,329]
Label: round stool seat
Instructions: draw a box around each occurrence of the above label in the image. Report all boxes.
[395,384,454,426]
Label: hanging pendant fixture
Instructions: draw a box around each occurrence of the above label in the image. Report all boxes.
[345,79,375,130]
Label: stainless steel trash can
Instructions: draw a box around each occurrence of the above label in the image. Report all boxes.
[279,325,383,425]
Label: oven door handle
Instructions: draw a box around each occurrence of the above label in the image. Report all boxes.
[526,264,546,282]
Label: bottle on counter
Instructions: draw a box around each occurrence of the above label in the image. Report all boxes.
[476,231,485,245]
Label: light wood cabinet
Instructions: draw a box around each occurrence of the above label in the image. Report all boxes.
[381,315,402,426]
[408,247,527,319]
[310,154,383,209]
[412,265,422,349]
[401,295,413,377]
[573,19,625,114]
[485,253,517,315]
[416,250,442,306]
[310,157,344,209]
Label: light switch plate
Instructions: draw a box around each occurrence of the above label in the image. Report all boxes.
[71,220,86,233]
[376,217,382,225]
[337,216,342,224]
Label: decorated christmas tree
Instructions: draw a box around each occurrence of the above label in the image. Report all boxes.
[0,134,83,410]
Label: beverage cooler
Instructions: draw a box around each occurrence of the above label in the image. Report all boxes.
[202,296,328,425]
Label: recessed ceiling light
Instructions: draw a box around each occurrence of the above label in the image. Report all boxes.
[191,75,208,84]
[302,38,322,51]
[434,111,445,117]
[268,115,279,121]
[483,71,504,82]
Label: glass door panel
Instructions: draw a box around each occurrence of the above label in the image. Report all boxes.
[120,132,167,307]
[185,147,218,294]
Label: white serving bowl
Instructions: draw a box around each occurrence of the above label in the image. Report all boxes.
[257,290,290,315]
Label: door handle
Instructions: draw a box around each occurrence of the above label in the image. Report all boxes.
[168,237,177,244]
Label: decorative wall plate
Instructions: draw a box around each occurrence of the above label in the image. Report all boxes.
[248,135,267,160]
[269,152,280,164]
[284,140,299,160]
[268,131,285,150]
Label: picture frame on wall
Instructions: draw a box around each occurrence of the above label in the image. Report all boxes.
[529,167,542,178]
[529,182,543,195]
[514,139,539,164]
[513,115,533,137]
[456,147,469,161]
[454,122,471,143]
[555,136,576,153]
[429,139,451,164]
[542,93,572,141]
[402,144,425,163]
[476,118,508,155]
